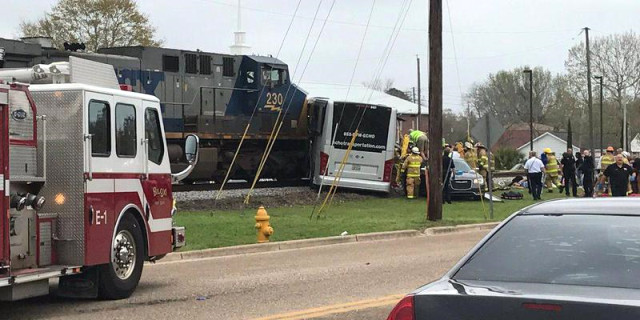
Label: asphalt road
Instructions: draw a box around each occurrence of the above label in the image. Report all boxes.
[2,230,488,320]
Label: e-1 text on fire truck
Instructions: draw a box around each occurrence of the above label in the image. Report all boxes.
[0,57,199,301]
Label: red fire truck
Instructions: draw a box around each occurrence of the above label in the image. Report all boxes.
[0,57,198,301]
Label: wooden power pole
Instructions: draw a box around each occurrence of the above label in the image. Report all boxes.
[585,27,594,154]
[427,0,442,221]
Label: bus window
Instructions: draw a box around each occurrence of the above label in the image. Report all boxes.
[331,103,391,153]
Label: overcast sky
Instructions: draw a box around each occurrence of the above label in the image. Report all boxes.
[4,0,640,112]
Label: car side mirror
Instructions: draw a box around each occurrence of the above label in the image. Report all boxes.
[184,134,199,165]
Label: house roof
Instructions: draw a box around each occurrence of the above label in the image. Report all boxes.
[298,82,427,115]
[516,131,580,151]
[492,122,553,150]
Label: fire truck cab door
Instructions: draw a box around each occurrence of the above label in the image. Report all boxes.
[84,92,116,265]
[141,101,172,256]
[0,98,9,266]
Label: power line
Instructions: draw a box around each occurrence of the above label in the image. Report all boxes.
[186,0,577,35]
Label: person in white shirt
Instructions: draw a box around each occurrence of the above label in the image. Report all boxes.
[524,151,545,200]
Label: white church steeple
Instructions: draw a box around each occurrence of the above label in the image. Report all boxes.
[230,0,251,55]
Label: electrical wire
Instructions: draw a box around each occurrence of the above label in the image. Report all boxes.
[317,0,412,216]
[244,0,325,205]
[311,0,378,218]
[244,0,337,205]
[214,0,303,201]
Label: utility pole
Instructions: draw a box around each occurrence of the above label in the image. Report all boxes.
[624,101,628,151]
[523,68,533,151]
[595,75,603,153]
[585,27,594,154]
[416,56,422,130]
[427,0,442,221]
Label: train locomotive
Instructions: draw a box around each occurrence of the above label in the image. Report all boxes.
[0,37,310,183]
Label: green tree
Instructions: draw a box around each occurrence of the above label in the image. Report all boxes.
[494,148,525,170]
[20,0,161,52]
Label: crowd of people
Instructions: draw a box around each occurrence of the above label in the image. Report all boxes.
[399,129,639,202]
[401,129,493,203]
[524,146,639,199]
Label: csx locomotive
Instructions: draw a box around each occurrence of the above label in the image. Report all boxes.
[0,37,309,183]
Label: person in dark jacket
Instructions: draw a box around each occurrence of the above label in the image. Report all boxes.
[601,154,633,197]
[579,149,595,197]
[560,148,578,197]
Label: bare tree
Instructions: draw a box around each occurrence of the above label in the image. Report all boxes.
[20,0,162,52]
[362,78,394,92]
[467,66,554,126]
[565,31,640,125]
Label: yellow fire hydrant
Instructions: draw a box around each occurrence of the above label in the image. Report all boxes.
[255,206,274,243]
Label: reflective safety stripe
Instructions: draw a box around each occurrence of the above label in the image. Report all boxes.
[407,174,421,177]
[408,164,421,168]
[546,155,559,174]
[601,155,615,168]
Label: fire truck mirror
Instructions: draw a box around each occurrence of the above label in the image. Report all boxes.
[184,134,200,165]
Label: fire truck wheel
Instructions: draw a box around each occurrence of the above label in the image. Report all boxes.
[99,214,144,299]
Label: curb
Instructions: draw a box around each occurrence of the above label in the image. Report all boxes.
[423,222,500,235]
[159,224,496,263]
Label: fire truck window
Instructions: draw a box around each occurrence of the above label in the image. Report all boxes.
[88,100,111,157]
[145,109,164,165]
[115,104,137,158]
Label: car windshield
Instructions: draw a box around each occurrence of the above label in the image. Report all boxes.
[453,214,640,289]
[453,159,471,172]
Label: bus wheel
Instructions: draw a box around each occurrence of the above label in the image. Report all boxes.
[99,214,144,299]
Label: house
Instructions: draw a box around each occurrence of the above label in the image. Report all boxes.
[630,133,640,156]
[299,82,428,134]
[492,122,554,151]
[516,132,580,158]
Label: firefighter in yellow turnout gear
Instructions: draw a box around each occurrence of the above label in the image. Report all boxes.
[463,142,477,169]
[477,144,491,191]
[402,147,423,199]
[544,148,561,192]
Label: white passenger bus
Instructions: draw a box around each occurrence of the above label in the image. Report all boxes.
[308,98,397,193]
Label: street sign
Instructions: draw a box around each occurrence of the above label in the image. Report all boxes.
[471,113,504,148]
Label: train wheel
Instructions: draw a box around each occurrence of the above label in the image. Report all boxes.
[98,214,144,300]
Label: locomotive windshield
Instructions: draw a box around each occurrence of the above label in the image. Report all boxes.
[261,66,288,86]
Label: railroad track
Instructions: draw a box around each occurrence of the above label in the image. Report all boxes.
[172,179,310,192]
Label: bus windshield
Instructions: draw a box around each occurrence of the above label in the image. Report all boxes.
[331,102,391,153]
